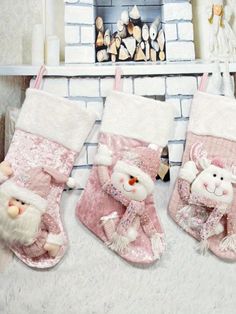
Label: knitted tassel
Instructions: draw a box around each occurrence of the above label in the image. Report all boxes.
[196,239,209,255]
[150,233,165,260]
[109,232,130,254]
[220,234,236,252]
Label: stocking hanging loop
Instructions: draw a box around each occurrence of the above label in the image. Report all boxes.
[33,65,47,90]
[198,72,209,92]
[113,67,123,92]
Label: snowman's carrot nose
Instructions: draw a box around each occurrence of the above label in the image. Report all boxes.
[128,177,138,185]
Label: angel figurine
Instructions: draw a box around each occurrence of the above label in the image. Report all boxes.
[207,0,236,60]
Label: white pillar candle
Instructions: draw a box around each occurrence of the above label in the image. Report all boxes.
[32,24,44,65]
[45,35,60,66]
[45,0,56,37]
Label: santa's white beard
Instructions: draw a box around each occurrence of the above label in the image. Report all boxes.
[0,192,42,246]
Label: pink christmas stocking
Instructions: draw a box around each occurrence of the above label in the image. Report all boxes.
[77,91,173,265]
[0,88,96,268]
[168,90,236,261]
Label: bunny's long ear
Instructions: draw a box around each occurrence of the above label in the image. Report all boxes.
[190,143,209,170]
[198,157,211,170]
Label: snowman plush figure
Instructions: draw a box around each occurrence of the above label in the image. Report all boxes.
[207,0,236,60]
[94,144,165,259]
[0,161,73,258]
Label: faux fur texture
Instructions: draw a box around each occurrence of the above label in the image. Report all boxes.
[0,192,42,246]
[2,184,236,314]
[101,91,174,147]
[46,233,64,246]
[94,144,113,166]
[179,161,199,183]
[0,180,47,212]
[114,160,154,194]
[16,89,97,152]
[188,92,236,141]
[0,171,8,183]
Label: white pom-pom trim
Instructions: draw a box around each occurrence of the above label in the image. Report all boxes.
[66,177,80,189]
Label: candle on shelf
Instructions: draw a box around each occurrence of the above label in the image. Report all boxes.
[45,0,56,37]
[31,24,44,65]
[45,35,60,66]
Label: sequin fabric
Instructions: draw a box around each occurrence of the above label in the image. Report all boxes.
[4,129,76,268]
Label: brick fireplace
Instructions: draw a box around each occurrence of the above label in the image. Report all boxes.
[32,0,200,188]
[64,0,195,63]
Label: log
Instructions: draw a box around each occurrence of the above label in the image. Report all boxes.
[121,10,129,25]
[97,49,109,62]
[107,39,117,55]
[117,20,127,39]
[133,25,142,43]
[134,45,146,61]
[115,34,121,49]
[129,5,142,26]
[150,17,160,40]
[119,45,130,61]
[104,29,111,46]
[95,16,104,33]
[111,54,116,63]
[96,31,104,48]
[140,41,145,50]
[151,40,159,52]
[150,48,157,62]
[157,29,165,61]
[122,36,136,58]
[127,22,134,36]
[145,41,150,61]
[142,24,149,42]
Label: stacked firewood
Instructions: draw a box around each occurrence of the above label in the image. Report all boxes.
[95,5,166,63]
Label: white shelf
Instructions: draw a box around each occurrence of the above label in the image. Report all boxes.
[1,61,236,76]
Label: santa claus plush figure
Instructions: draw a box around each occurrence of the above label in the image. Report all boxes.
[0,161,68,258]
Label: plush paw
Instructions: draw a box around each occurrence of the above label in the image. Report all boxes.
[0,161,13,177]
[44,243,61,257]
[94,144,113,166]
[179,161,198,183]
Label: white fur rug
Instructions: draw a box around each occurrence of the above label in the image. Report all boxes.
[1,180,236,314]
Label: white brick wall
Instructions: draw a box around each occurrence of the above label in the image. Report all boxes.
[87,145,98,164]
[65,25,80,44]
[86,124,100,144]
[65,45,95,63]
[163,2,192,21]
[87,101,104,120]
[81,25,95,44]
[164,23,177,41]
[70,78,100,97]
[172,120,188,141]
[100,77,133,97]
[166,97,181,118]
[74,146,87,166]
[181,98,192,117]
[166,76,197,95]
[178,22,194,41]
[168,143,184,163]
[42,78,68,97]
[166,41,195,61]
[65,5,94,24]
[134,77,165,96]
